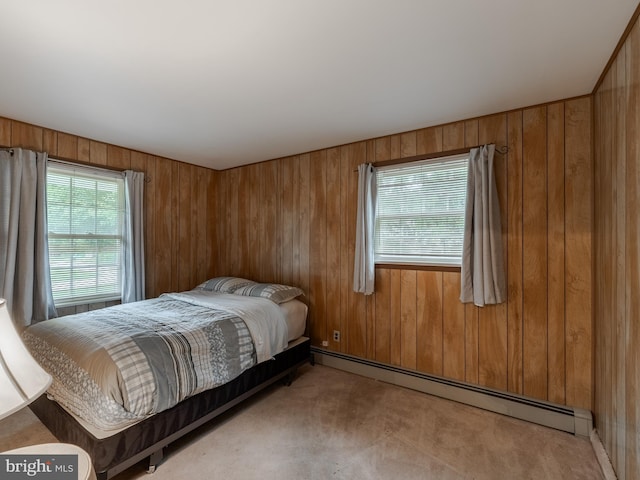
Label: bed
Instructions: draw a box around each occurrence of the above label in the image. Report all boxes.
[23,278,312,479]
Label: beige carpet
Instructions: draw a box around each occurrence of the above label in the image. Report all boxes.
[0,364,602,479]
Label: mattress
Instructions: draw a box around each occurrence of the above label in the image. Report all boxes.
[29,337,312,479]
[61,336,310,440]
[281,298,308,341]
[23,291,296,431]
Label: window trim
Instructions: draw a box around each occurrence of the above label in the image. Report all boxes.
[46,160,126,307]
[374,152,469,268]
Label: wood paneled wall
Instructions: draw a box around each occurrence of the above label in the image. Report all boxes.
[0,117,219,301]
[215,98,594,410]
[0,98,594,413]
[594,15,640,480]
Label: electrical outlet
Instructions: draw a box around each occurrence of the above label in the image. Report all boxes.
[333,330,340,342]
[322,340,329,347]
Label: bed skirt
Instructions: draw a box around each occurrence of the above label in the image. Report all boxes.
[30,337,311,479]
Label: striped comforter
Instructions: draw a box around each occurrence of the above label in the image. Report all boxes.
[23,291,288,431]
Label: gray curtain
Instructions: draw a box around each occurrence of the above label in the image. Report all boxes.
[460,144,506,306]
[353,163,377,295]
[0,148,56,326]
[122,170,145,303]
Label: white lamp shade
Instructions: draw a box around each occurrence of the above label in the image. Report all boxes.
[0,299,52,421]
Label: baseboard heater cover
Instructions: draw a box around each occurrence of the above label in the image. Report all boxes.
[311,348,592,437]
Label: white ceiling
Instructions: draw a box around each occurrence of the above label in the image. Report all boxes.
[0,1,637,170]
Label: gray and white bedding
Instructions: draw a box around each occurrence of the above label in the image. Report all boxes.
[23,291,290,431]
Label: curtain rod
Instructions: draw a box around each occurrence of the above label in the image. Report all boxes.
[353,144,509,172]
[0,146,151,183]
[49,157,123,174]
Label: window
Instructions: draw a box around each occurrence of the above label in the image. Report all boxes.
[46,163,125,306]
[374,153,468,267]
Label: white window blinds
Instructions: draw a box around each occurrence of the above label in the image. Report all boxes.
[374,153,468,266]
[46,163,125,306]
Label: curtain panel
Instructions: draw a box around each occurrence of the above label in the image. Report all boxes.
[122,170,145,303]
[353,163,377,295]
[460,144,506,306]
[0,148,56,326]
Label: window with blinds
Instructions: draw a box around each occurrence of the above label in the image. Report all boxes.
[46,163,125,306]
[375,153,468,266]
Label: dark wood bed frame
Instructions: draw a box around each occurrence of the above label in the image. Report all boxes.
[30,337,312,479]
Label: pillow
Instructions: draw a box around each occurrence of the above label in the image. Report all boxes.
[232,283,304,304]
[197,276,256,293]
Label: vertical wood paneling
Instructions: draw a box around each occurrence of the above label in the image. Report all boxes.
[365,140,377,359]
[297,154,311,319]
[107,145,131,170]
[614,49,627,477]
[547,103,566,405]
[522,106,549,400]
[178,164,193,291]
[226,168,239,276]
[416,271,443,374]
[339,147,352,353]
[464,119,480,384]
[57,133,78,160]
[309,151,327,345]
[280,157,294,285]
[0,118,11,145]
[400,270,417,370]
[374,268,391,364]
[602,68,616,455]
[214,170,228,276]
[246,164,260,280]
[290,156,301,289]
[506,110,524,395]
[565,97,593,411]
[170,162,180,291]
[326,148,341,351]
[237,168,250,278]
[260,161,279,282]
[78,138,90,162]
[624,22,640,479]
[143,156,157,298]
[594,14,640,477]
[441,122,465,382]
[1,87,596,418]
[154,158,172,295]
[89,141,107,165]
[477,114,508,391]
[43,130,57,155]
[2,116,217,324]
[193,167,208,285]
[442,272,465,381]
[348,143,367,357]
[12,122,43,150]
[389,269,402,366]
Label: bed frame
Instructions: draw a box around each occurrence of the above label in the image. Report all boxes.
[30,337,312,479]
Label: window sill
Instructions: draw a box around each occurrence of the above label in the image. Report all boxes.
[375,263,461,273]
[54,296,122,308]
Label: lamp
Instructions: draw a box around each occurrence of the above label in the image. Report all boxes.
[0,298,51,420]
[0,298,96,479]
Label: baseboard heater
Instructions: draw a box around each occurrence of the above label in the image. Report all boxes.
[311,347,592,437]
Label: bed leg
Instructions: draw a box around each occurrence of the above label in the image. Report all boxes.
[310,353,315,366]
[147,448,164,474]
[282,369,296,387]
